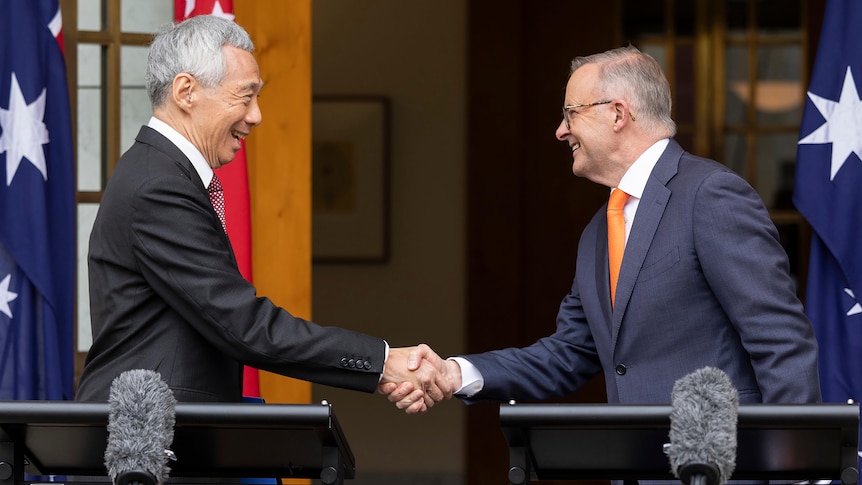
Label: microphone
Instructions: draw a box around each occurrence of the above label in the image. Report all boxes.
[667,366,739,485]
[105,369,177,485]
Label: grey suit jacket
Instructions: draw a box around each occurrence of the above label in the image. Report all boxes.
[463,140,821,405]
[76,126,385,402]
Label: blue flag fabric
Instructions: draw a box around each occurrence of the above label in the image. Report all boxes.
[0,0,75,400]
[794,0,862,441]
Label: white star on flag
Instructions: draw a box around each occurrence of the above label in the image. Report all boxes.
[0,274,18,319]
[844,288,862,316]
[210,1,235,21]
[184,0,197,18]
[798,66,862,181]
[0,72,50,186]
[48,8,62,38]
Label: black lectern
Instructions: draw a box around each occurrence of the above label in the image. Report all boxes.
[500,403,860,484]
[0,401,355,485]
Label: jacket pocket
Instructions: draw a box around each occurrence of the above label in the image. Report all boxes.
[638,246,680,282]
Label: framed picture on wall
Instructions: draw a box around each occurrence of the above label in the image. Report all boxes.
[311,96,391,263]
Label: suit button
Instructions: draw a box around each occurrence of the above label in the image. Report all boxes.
[355,359,364,369]
[340,358,348,367]
[615,364,627,375]
[364,361,372,370]
[348,359,356,368]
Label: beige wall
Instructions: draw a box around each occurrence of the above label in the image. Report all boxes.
[310,0,467,482]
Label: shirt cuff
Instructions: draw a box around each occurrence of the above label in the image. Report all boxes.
[450,356,483,397]
[379,340,390,383]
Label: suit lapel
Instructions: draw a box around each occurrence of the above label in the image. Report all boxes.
[135,126,239,265]
[610,140,684,346]
[594,216,614,327]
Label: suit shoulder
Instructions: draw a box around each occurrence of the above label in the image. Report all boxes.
[678,151,735,175]
[113,129,195,182]
[672,152,748,189]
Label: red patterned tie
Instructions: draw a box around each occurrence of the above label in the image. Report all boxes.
[608,189,630,308]
[208,174,227,233]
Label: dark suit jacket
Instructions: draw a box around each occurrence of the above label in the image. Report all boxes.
[76,126,385,402]
[463,140,821,405]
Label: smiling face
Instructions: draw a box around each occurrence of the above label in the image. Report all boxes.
[554,63,617,183]
[188,45,263,168]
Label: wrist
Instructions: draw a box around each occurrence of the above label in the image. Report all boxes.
[446,358,463,391]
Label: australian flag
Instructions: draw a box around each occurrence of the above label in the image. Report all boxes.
[0,0,75,400]
[794,0,862,455]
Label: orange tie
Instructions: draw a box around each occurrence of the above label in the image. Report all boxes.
[608,189,630,308]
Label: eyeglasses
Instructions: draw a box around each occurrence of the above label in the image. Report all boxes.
[562,100,612,128]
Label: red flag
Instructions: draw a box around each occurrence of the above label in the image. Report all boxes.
[175,0,259,398]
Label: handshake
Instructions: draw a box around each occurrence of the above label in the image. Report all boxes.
[378,344,462,414]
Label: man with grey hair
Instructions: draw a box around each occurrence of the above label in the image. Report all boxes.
[385,45,821,411]
[76,15,438,412]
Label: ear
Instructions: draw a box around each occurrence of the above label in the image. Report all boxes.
[611,100,634,132]
[171,73,195,111]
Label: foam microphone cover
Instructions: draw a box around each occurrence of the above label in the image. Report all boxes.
[667,366,739,485]
[105,369,177,485]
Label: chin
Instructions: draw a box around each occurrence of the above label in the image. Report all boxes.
[220,152,239,166]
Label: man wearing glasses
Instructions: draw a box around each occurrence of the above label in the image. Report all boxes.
[384,45,821,411]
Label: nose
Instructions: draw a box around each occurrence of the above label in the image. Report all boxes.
[555,118,570,141]
[247,97,262,126]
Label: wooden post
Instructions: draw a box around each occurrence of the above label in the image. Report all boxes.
[235,0,313,406]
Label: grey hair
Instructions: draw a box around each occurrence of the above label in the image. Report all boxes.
[570,45,676,138]
[145,15,254,109]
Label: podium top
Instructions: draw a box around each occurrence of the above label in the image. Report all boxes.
[0,401,355,480]
[500,403,860,482]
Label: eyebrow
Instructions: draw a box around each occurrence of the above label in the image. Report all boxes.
[239,81,264,93]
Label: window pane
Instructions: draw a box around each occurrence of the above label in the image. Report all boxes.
[642,44,667,72]
[755,45,803,125]
[121,46,152,155]
[77,203,99,352]
[121,45,148,86]
[78,0,102,31]
[77,43,103,192]
[725,45,748,125]
[756,133,799,210]
[120,0,173,33]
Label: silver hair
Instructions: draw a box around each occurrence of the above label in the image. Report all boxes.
[570,45,677,138]
[145,15,254,109]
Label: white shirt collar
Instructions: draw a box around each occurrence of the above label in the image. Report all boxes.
[616,138,670,199]
[147,116,215,188]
